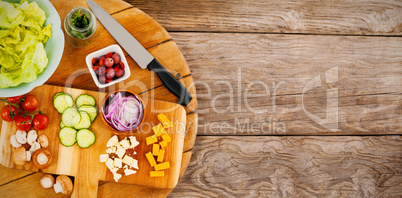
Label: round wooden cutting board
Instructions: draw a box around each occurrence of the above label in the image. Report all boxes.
[0,0,198,197]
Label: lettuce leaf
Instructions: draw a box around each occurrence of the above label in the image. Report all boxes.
[0,0,52,88]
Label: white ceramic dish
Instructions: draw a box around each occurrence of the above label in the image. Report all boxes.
[85,44,131,88]
[0,0,65,97]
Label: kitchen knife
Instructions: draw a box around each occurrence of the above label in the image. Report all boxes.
[87,0,192,106]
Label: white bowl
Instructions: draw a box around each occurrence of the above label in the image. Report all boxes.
[0,0,64,97]
[85,44,131,88]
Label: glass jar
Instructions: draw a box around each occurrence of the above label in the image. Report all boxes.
[64,7,97,48]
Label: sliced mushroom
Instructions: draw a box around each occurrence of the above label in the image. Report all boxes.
[15,130,27,144]
[27,130,38,145]
[32,148,52,169]
[29,142,41,154]
[12,147,27,166]
[40,174,55,189]
[53,175,73,195]
[38,134,49,148]
[26,151,31,162]
[10,135,21,148]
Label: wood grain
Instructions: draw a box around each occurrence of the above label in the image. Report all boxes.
[170,136,402,197]
[171,32,402,135]
[127,0,402,35]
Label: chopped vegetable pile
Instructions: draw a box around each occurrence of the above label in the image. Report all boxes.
[0,0,52,88]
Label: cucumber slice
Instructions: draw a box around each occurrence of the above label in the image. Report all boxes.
[53,93,74,113]
[60,121,66,128]
[62,107,81,127]
[78,106,97,122]
[53,92,65,101]
[76,129,96,148]
[76,94,96,107]
[59,127,77,147]
[74,111,91,130]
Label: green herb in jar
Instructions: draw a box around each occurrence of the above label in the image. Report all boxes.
[71,10,90,28]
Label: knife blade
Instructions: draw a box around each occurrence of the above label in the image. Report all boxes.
[87,0,192,106]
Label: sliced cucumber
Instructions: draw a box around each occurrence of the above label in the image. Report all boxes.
[76,94,96,107]
[62,107,81,127]
[76,129,96,148]
[59,127,77,147]
[78,105,97,122]
[74,111,91,130]
[60,121,66,128]
[53,93,74,113]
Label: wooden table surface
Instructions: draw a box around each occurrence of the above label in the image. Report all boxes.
[1,0,401,197]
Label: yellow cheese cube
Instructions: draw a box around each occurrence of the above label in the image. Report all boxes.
[152,124,163,137]
[157,149,165,162]
[159,140,168,148]
[162,121,173,128]
[153,144,160,156]
[150,171,164,177]
[146,135,158,145]
[154,162,170,171]
[157,114,170,123]
[145,152,156,167]
[161,133,171,143]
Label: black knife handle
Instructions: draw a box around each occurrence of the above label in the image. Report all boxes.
[147,59,192,106]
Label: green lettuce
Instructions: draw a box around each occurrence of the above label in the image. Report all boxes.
[0,0,52,88]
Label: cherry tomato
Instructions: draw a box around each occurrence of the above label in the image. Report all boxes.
[92,57,97,65]
[112,53,120,63]
[105,58,114,67]
[15,115,32,131]
[6,95,25,104]
[22,95,40,111]
[98,75,106,84]
[115,69,124,78]
[105,52,113,58]
[1,105,18,122]
[33,113,49,130]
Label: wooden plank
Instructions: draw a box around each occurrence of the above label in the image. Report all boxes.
[170,136,402,197]
[51,0,132,18]
[126,0,402,35]
[0,165,33,186]
[0,172,68,198]
[171,32,402,135]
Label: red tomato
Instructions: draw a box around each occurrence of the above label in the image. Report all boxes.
[1,105,18,122]
[15,115,32,131]
[6,95,24,104]
[33,113,49,130]
[22,95,40,111]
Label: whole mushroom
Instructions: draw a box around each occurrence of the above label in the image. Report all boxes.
[40,174,55,189]
[12,147,27,166]
[38,134,49,148]
[32,148,52,169]
[53,175,73,195]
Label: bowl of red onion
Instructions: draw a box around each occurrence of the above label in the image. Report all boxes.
[101,90,145,134]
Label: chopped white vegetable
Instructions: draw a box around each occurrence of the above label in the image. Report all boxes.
[114,158,122,168]
[130,159,139,170]
[105,158,114,169]
[113,172,122,182]
[124,169,137,176]
[99,154,108,163]
[122,155,134,165]
[120,139,130,150]
[129,136,139,148]
[106,135,118,147]
[116,145,125,159]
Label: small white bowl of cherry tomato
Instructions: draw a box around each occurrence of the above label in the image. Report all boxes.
[85,44,131,88]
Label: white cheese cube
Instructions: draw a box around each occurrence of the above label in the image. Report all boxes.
[99,154,108,162]
[122,155,134,165]
[130,159,139,170]
[114,158,122,168]
[129,136,139,148]
[116,145,125,159]
[105,158,114,169]
[106,148,113,154]
[120,139,130,150]
[111,146,117,153]
[113,172,122,182]
[106,135,118,147]
[124,169,137,176]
